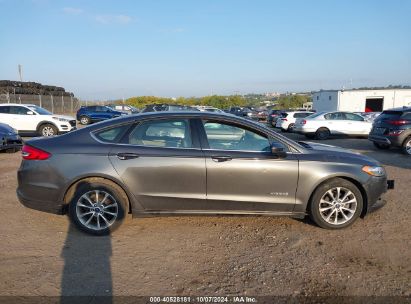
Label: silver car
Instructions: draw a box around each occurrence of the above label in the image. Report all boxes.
[17,112,393,235]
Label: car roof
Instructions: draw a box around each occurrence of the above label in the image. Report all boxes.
[382,106,411,112]
[0,103,35,107]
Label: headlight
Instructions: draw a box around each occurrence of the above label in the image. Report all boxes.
[52,116,70,122]
[362,166,386,177]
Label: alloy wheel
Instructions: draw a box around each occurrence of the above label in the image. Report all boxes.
[319,187,357,225]
[75,190,118,231]
[42,126,55,136]
[405,139,411,155]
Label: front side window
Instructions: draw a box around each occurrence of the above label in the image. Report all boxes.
[127,119,192,148]
[344,113,364,121]
[203,121,270,152]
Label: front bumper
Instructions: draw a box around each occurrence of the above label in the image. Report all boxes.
[0,134,23,151]
[363,177,394,215]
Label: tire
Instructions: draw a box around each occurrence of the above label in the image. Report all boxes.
[69,179,129,236]
[315,128,330,140]
[287,123,295,132]
[373,142,390,150]
[309,178,363,229]
[39,124,58,137]
[79,116,90,125]
[402,137,411,155]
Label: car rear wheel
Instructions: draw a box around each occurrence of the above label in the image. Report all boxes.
[315,128,330,140]
[39,124,57,137]
[287,123,295,132]
[309,178,363,229]
[69,180,128,235]
[402,137,411,155]
[79,116,90,125]
[373,142,390,150]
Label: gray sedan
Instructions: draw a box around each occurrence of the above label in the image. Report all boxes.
[17,112,393,235]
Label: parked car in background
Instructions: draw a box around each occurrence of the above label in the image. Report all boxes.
[267,109,285,126]
[0,123,23,152]
[294,111,372,140]
[194,106,225,113]
[276,111,314,132]
[0,103,76,136]
[228,107,258,120]
[76,106,126,125]
[355,112,381,122]
[255,109,269,121]
[368,107,411,155]
[141,104,199,113]
[107,104,139,115]
[17,111,393,235]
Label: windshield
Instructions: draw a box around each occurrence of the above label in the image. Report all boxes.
[27,105,52,115]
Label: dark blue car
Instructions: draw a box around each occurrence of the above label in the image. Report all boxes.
[76,106,126,125]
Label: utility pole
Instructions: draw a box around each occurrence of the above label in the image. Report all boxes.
[18,64,23,82]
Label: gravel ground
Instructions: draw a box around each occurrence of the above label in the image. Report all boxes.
[0,132,410,298]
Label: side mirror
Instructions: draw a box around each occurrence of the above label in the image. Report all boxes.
[27,111,34,115]
[271,142,287,158]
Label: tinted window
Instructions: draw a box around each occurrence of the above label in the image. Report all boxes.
[95,106,109,112]
[324,112,345,120]
[127,119,192,148]
[376,111,402,121]
[27,105,52,115]
[294,112,312,118]
[9,106,30,115]
[0,106,10,114]
[94,124,130,143]
[203,121,270,152]
[344,113,364,121]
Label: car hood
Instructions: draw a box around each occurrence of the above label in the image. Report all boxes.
[300,141,380,166]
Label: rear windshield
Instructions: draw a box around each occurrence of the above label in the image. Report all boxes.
[377,111,403,120]
[294,112,312,118]
[281,113,288,118]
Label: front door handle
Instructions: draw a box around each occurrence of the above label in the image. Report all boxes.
[211,155,232,162]
[117,153,139,160]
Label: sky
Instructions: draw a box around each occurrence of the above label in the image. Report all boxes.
[0,0,410,100]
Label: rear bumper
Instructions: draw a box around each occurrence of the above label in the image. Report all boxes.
[368,134,404,147]
[17,189,65,214]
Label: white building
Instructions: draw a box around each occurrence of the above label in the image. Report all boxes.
[312,89,411,112]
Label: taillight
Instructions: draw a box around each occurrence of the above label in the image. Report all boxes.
[270,114,276,117]
[301,120,307,125]
[387,120,408,125]
[281,118,288,121]
[22,145,51,160]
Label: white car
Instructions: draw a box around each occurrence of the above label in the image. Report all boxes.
[275,111,314,132]
[294,111,372,140]
[0,103,76,137]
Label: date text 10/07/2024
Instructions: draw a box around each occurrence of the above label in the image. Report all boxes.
[149,296,257,303]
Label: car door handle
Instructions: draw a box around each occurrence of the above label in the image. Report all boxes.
[211,156,232,162]
[117,153,139,160]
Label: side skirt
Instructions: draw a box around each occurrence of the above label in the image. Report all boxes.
[133,210,306,219]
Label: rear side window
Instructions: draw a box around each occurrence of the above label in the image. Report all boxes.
[377,111,402,121]
[324,112,345,120]
[126,119,192,148]
[94,124,131,143]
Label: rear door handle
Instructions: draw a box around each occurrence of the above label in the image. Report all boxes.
[211,155,232,162]
[117,153,139,160]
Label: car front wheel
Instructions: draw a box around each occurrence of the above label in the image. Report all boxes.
[69,180,128,235]
[309,178,363,229]
[39,124,57,137]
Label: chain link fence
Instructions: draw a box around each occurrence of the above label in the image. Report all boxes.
[0,93,81,115]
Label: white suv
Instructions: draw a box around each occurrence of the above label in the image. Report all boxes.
[275,111,314,132]
[0,104,76,137]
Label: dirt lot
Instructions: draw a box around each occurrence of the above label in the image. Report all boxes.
[0,132,410,298]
